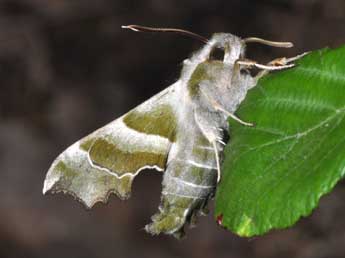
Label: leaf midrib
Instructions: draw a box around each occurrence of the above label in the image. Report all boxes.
[230,107,345,166]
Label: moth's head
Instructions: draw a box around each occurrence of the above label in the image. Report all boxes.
[206,33,294,66]
[207,33,245,65]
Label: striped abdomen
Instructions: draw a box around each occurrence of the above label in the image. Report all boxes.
[145,127,220,238]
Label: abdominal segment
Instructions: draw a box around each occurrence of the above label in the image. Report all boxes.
[145,132,219,238]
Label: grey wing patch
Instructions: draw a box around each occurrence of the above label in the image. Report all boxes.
[43,85,178,208]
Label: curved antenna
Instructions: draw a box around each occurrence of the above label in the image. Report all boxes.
[121,25,209,44]
[244,37,293,48]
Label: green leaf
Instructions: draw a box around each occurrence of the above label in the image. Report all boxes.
[215,46,345,237]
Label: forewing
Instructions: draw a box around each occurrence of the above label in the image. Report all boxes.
[43,85,178,208]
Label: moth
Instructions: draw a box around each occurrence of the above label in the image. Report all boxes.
[43,25,302,238]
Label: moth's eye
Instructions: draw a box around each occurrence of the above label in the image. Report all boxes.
[209,47,224,61]
[240,68,250,75]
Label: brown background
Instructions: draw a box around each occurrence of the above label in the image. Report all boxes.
[1,1,345,258]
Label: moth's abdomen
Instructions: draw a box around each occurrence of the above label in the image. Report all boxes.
[145,132,218,238]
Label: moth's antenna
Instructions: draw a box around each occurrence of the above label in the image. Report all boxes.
[243,37,293,48]
[121,24,209,44]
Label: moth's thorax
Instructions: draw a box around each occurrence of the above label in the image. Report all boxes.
[177,32,256,120]
[186,61,254,113]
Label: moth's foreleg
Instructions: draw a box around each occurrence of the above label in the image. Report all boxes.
[262,52,309,71]
[241,52,310,79]
[279,52,309,64]
[236,59,294,72]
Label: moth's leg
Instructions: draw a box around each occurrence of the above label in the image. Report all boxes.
[212,141,222,183]
[200,88,254,127]
[282,52,309,63]
[265,52,309,67]
[236,59,295,71]
[215,105,254,127]
[243,52,309,79]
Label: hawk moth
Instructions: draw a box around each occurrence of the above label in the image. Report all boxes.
[43,25,299,238]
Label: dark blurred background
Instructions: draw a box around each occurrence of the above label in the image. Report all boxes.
[1,0,345,258]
